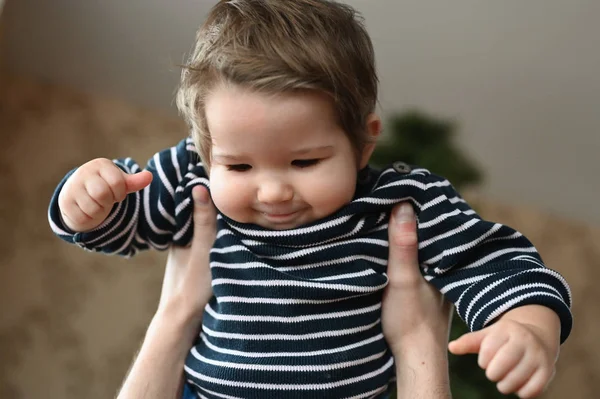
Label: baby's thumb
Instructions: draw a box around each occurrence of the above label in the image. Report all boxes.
[125,170,153,194]
[448,329,486,355]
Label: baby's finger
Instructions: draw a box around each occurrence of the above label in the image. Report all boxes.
[448,330,486,355]
[495,354,537,395]
[477,329,510,370]
[75,188,104,221]
[516,366,553,399]
[85,174,116,206]
[98,164,128,202]
[124,170,153,194]
[485,341,526,382]
[60,194,92,229]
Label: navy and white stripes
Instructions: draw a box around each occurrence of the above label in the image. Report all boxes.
[48,137,572,399]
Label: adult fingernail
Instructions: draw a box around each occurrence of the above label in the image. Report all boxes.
[394,203,415,223]
[192,186,209,204]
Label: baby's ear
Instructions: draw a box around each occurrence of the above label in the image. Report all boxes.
[359,113,381,168]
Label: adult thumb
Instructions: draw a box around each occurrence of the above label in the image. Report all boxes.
[190,185,217,242]
[387,203,419,281]
[124,170,153,194]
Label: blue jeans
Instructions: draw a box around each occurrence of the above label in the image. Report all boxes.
[182,383,196,399]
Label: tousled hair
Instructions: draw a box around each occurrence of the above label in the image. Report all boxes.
[176,0,378,167]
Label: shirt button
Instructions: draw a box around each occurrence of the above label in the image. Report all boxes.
[392,161,411,174]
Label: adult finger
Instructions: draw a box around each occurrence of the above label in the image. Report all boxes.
[188,186,217,262]
[387,203,420,287]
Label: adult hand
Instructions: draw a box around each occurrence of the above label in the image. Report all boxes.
[117,185,216,399]
[381,203,453,399]
[158,186,216,336]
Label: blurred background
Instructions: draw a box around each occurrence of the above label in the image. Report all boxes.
[0,0,598,398]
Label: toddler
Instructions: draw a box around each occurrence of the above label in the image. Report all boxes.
[49,1,572,398]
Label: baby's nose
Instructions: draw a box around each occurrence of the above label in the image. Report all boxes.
[257,179,293,204]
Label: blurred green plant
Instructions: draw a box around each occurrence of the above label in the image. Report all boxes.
[372,110,514,399]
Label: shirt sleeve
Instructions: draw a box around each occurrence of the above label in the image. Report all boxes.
[398,168,573,343]
[47,137,209,257]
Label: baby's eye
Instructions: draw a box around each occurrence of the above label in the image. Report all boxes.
[292,159,320,168]
[227,164,252,172]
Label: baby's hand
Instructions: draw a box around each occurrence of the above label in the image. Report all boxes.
[448,319,556,398]
[58,158,153,232]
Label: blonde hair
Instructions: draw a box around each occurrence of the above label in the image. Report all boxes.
[176,0,378,166]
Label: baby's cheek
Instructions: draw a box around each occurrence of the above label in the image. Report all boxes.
[307,174,356,216]
[209,173,252,220]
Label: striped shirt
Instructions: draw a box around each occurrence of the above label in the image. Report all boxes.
[48,138,572,399]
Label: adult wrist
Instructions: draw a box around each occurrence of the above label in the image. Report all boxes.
[154,295,203,345]
[395,346,451,399]
[390,328,448,357]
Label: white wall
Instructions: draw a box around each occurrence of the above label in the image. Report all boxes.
[2,0,599,224]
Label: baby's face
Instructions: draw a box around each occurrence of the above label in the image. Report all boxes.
[206,84,361,230]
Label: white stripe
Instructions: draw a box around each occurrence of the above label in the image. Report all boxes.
[354,196,423,209]
[418,218,480,249]
[437,273,494,296]
[183,356,393,390]
[190,347,387,372]
[370,167,396,188]
[512,254,544,267]
[423,223,504,268]
[185,177,210,188]
[175,197,191,216]
[216,296,345,305]
[461,246,538,270]
[143,183,172,235]
[229,215,353,238]
[343,385,389,399]
[154,152,175,198]
[418,209,461,228]
[278,254,387,272]
[465,279,562,323]
[202,319,381,340]
[157,199,176,226]
[420,194,447,211]
[314,269,377,281]
[211,258,385,274]
[173,214,192,242]
[479,292,566,330]
[210,261,272,270]
[199,332,384,357]
[241,217,369,248]
[47,213,71,236]
[171,146,182,183]
[204,303,381,323]
[376,177,451,192]
[211,278,388,293]
[263,238,388,261]
[211,245,250,254]
[188,383,242,399]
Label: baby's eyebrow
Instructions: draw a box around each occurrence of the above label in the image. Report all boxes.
[212,153,244,161]
[291,145,334,155]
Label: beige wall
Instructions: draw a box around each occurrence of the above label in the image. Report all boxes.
[0,73,598,399]
[2,0,599,225]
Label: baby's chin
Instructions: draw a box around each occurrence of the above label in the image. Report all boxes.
[254,211,321,231]
[224,205,347,230]
[254,217,314,231]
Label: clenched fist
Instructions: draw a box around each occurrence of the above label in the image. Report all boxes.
[58,158,153,232]
[449,315,559,398]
